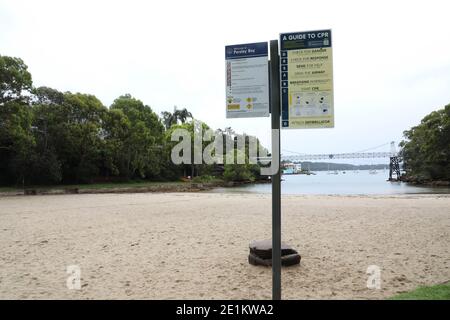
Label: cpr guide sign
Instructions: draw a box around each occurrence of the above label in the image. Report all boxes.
[280,30,334,129]
[225,42,269,118]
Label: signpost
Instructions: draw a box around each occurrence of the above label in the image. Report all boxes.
[280,30,334,129]
[225,42,270,118]
[269,40,282,301]
[225,30,333,300]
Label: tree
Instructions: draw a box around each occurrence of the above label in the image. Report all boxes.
[161,110,177,129]
[102,108,130,178]
[108,94,164,179]
[28,87,66,184]
[1,54,268,186]
[223,150,255,182]
[174,107,193,124]
[0,55,33,105]
[0,100,35,185]
[161,106,193,129]
[0,55,34,185]
[33,86,64,105]
[165,120,212,177]
[400,104,450,181]
[57,92,107,183]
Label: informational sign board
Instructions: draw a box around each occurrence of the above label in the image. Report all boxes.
[225,42,269,118]
[280,30,334,129]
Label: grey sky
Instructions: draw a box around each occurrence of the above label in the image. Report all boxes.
[1,0,449,164]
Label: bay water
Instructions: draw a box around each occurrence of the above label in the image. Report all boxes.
[210,170,450,195]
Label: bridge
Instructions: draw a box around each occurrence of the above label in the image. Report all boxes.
[281,142,397,161]
[281,151,394,161]
[279,142,402,180]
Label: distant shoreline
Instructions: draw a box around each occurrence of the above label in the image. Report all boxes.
[2,174,449,197]
[0,179,269,197]
[399,175,450,187]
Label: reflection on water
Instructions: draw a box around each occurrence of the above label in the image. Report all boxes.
[210,170,450,195]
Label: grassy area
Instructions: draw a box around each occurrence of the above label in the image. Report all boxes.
[390,282,450,300]
[191,175,224,184]
[0,181,187,192]
[0,178,228,194]
[0,186,20,192]
[69,181,186,190]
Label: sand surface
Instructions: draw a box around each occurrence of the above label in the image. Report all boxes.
[0,192,449,299]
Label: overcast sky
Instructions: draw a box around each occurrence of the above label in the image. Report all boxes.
[1,0,449,164]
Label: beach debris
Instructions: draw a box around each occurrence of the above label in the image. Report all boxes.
[248,239,301,267]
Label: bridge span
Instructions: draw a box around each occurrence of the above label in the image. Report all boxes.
[281,152,394,162]
[279,142,401,180]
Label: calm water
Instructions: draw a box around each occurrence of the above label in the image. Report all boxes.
[211,170,450,195]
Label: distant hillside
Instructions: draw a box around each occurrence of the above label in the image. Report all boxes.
[289,161,390,171]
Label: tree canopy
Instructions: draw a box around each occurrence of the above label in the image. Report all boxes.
[400,104,450,181]
[0,55,33,104]
[0,55,266,186]
[161,107,193,129]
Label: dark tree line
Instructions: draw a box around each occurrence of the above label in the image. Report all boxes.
[400,104,450,182]
[0,55,266,186]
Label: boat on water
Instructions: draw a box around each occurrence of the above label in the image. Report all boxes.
[369,169,378,174]
[282,162,302,175]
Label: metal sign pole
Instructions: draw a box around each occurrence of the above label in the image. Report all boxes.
[269,39,282,300]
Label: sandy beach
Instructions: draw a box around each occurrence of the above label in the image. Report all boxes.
[0,192,449,299]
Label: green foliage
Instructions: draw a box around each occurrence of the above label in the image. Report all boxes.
[28,87,67,184]
[0,55,33,104]
[33,86,64,105]
[161,107,193,129]
[108,94,164,179]
[161,111,176,129]
[223,149,255,182]
[59,92,107,183]
[223,164,254,182]
[165,120,212,178]
[0,55,35,185]
[0,101,35,185]
[400,104,450,181]
[192,175,216,183]
[390,282,450,300]
[174,108,193,124]
[0,54,266,186]
[27,149,62,184]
